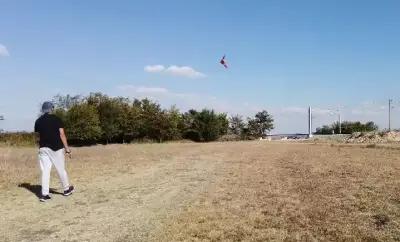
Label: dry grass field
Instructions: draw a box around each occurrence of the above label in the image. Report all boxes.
[1,141,399,241]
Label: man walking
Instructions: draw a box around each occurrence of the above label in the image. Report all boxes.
[34,101,74,202]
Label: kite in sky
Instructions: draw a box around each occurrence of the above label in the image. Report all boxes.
[220,55,228,68]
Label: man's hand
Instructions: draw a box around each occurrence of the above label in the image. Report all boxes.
[65,148,72,158]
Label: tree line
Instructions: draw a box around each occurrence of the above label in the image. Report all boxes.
[315,121,378,135]
[50,93,274,145]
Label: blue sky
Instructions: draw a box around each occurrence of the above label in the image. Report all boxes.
[1,0,400,133]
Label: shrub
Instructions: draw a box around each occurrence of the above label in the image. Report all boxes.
[0,132,36,146]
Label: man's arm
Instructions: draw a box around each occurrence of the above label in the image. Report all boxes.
[34,121,39,146]
[34,133,40,146]
[59,128,71,153]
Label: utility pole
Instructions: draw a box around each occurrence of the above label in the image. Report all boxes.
[308,106,313,138]
[389,99,393,131]
[0,115,4,133]
[338,110,341,134]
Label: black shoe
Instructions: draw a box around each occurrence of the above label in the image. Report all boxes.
[39,195,51,202]
[63,186,75,196]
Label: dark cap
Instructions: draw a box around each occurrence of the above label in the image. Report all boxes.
[41,101,54,113]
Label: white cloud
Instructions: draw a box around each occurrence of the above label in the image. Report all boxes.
[144,64,206,79]
[165,65,206,78]
[0,44,9,57]
[144,65,165,73]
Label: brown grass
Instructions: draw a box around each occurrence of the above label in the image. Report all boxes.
[1,142,399,241]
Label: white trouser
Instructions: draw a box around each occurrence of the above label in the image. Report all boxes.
[38,147,70,196]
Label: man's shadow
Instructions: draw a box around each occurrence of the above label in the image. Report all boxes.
[18,183,63,198]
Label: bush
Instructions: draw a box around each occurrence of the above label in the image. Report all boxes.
[181,109,229,142]
[315,121,378,134]
[182,129,202,142]
[217,134,242,142]
[64,103,102,145]
[2,93,276,146]
[0,132,36,146]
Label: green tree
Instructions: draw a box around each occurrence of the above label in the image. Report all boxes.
[315,121,379,134]
[121,99,143,142]
[247,110,274,138]
[140,98,166,141]
[86,93,131,143]
[315,125,334,134]
[217,113,229,136]
[99,98,130,143]
[197,109,220,141]
[163,106,183,141]
[45,92,244,144]
[64,103,102,144]
[53,108,68,125]
[181,110,202,141]
[181,109,228,142]
[229,115,245,135]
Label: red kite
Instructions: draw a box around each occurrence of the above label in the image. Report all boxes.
[220,55,228,68]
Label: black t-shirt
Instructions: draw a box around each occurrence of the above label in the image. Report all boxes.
[34,113,64,151]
